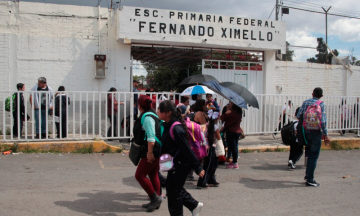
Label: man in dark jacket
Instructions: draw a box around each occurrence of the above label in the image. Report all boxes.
[13,83,29,138]
[54,86,70,138]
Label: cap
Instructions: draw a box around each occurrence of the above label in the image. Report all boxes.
[133,80,140,83]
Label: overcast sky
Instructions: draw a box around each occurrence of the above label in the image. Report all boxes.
[11,0,360,75]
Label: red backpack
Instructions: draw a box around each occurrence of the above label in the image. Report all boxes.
[169,117,208,160]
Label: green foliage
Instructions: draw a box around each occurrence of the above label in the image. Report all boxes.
[241,149,252,153]
[143,62,201,92]
[264,148,273,152]
[274,148,286,152]
[307,37,339,64]
[330,141,344,150]
[115,147,123,153]
[101,146,113,153]
[74,145,94,154]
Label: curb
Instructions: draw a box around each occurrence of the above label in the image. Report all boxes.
[0,140,121,153]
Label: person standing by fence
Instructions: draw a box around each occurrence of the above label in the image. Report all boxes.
[13,83,29,138]
[297,87,330,187]
[273,100,292,139]
[29,77,53,139]
[107,87,123,139]
[54,86,70,139]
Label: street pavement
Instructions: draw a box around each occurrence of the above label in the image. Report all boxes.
[1,150,360,216]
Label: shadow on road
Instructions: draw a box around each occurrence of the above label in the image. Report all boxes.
[239,178,304,189]
[122,176,143,189]
[250,164,304,171]
[54,191,147,215]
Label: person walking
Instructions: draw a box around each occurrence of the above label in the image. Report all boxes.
[197,109,220,189]
[54,86,70,139]
[297,87,330,187]
[133,95,162,212]
[29,77,53,139]
[133,80,140,120]
[273,100,292,138]
[287,107,303,170]
[221,102,243,169]
[107,87,123,139]
[157,100,205,216]
[13,83,29,138]
[340,99,351,135]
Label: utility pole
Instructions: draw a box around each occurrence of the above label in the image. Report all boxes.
[275,0,280,21]
[322,6,331,44]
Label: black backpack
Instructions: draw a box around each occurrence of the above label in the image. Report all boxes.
[281,121,297,145]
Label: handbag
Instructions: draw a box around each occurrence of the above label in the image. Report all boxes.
[240,126,245,139]
[159,151,179,172]
[215,139,225,157]
[129,142,145,166]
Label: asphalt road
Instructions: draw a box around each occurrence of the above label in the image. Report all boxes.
[1,150,359,216]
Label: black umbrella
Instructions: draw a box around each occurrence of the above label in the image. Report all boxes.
[202,81,247,109]
[179,74,219,86]
[219,82,259,109]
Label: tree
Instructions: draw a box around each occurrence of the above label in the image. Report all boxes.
[143,62,201,92]
[281,41,294,61]
[350,57,360,66]
[307,37,339,64]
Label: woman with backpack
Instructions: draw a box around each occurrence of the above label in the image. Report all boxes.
[157,100,205,216]
[133,95,162,212]
[221,102,243,169]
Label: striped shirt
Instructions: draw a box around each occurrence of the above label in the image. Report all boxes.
[296,97,328,135]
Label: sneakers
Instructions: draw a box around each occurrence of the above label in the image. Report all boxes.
[306,180,320,187]
[288,160,296,170]
[226,163,239,169]
[192,202,203,216]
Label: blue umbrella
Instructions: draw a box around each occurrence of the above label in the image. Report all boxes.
[180,85,215,96]
[202,81,248,109]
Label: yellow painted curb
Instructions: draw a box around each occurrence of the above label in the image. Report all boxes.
[239,146,290,152]
[0,141,121,153]
[321,138,360,150]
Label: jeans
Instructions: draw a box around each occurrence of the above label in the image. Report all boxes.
[305,131,322,182]
[226,131,240,164]
[34,109,47,134]
[107,114,117,137]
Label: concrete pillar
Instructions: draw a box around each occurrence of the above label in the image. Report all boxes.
[264,50,276,94]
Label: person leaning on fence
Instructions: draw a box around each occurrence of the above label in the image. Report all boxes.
[133,80,140,121]
[157,100,205,216]
[340,99,351,135]
[221,102,243,169]
[107,87,124,140]
[273,100,292,138]
[297,87,330,187]
[29,77,54,139]
[54,86,70,139]
[13,83,29,138]
[133,95,163,212]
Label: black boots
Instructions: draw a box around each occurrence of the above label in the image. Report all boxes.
[143,193,162,212]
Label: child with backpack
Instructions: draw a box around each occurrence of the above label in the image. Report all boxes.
[157,100,205,216]
[197,109,221,188]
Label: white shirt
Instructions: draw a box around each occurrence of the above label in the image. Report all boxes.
[293,120,298,142]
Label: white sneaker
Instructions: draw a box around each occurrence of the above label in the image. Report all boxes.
[192,202,203,216]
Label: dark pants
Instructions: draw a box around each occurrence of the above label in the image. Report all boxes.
[226,131,240,163]
[12,112,23,137]
[166,163,198,216]
[341,120,348,134]
[197,146,218,186]
[107,114,117,137]
[55,112,67,138]
[305,131,322,182]
[288,142,304,164]
[135,158,160,196]
[159,171,167,195]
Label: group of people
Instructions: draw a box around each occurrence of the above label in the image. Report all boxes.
[131,87,336,216]
[12,77,70,139]
[131,92,245,216]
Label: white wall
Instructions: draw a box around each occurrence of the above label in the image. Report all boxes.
[0,1,131,92]
[274,61,360,96]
